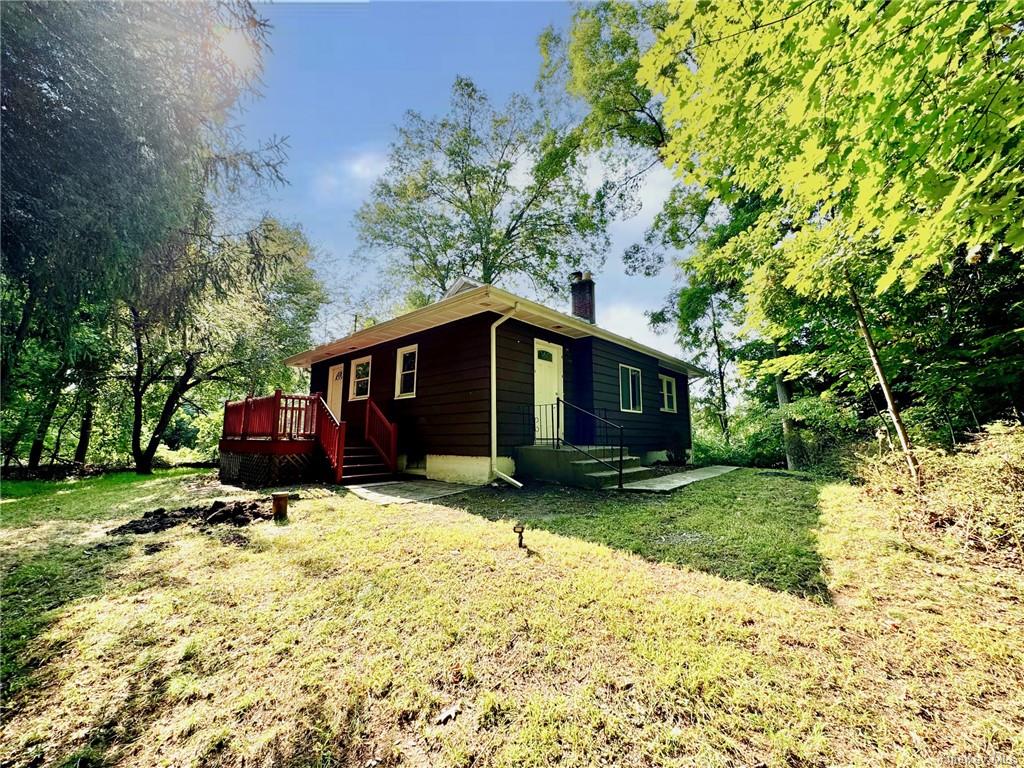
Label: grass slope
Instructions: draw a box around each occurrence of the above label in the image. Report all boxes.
[1,469,1021,767]
[453,470,828,599]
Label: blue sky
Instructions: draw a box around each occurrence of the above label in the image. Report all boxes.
[240,1,683,357]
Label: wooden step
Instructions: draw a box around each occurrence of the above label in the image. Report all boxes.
[337,471,394,485]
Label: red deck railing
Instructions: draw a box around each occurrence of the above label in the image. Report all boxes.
[222,390,320,440]
[315,395,346,483]
[365,397,398,472]
[221,389,398,483]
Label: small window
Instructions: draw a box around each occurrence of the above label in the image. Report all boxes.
[349,355,371,400]
[395,344,417,399]
[537,349,554,363]
[619,364,642,413]
[660,374,677,413]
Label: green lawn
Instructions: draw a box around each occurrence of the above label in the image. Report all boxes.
[1,469,1022,767]
[452,469,828,599]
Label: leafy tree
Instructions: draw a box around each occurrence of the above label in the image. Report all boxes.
[633,0,1024,483]
[641,0,1022,291]
[0,0,291,471]
[0,1,276,392]
[114,218,325,474]
[356,77,610,298]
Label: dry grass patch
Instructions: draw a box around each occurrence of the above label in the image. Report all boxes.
[1,470,1022,767]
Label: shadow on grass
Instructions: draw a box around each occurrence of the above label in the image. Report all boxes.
[1,538,132,707]
[449,468,831,602]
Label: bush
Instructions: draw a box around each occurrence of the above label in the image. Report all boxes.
[861,422,1024,562]
[691,402,785,468]
[691,396,868,472]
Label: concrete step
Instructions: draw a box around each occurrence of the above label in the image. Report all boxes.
[570,455,642,471]
[519,444,623,460]
[579,465,661,489]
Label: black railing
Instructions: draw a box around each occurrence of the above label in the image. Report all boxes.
[522,398,625,489]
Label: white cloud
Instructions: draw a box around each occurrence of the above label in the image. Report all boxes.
[312,148,389,203]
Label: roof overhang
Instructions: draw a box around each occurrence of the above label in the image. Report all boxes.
[285,285,711,378]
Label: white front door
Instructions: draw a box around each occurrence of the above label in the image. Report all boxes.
[326,363,344,421]
[533,339,563,443]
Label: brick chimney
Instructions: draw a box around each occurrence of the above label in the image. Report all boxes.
[570,270,596,324]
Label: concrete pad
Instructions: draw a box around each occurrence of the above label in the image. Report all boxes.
[620,465,739,492]
[345,479,475,505]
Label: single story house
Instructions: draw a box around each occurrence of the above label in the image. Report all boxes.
[219,274,707,488]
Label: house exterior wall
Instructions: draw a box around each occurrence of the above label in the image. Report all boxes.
[495,319,577,454]
[582,338,691,457]
[307,311,693,476]
[309,313,493,459]
[494,324,691,458]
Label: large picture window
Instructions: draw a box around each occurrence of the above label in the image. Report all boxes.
[619,364,643,413]
[349,355,371,400]
[659,374,677,413]
[394,344,417,398]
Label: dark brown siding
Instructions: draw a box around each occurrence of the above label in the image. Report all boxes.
[657,368,692,454]
[589,339,691,455]
[308,310,693,461]
[495,319,576,453]
[309,314,493,457]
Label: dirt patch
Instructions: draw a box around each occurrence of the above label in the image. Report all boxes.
[109,500,274,536]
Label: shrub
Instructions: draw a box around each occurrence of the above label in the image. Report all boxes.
[861,422,1024,562]
[691,402,785,468]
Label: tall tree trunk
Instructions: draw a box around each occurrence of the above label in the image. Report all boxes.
[132,356,197,474]
[49,402,77,466]
[774,373,804,470]
[27,368,67,469]
[709,296,730,444]
[2,411,30,466]
[1,285,37,395]
[129,306,150,473]
[74,402,94,465]
[848,281,921,487]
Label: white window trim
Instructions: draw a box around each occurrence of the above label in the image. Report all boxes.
[394,344,418,399]
[348,355,372,401]
[659,374,678,413]
[619,364,643,414]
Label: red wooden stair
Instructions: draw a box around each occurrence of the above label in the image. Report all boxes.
[221,390,397,486]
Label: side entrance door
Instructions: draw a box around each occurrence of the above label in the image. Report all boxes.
[533,339,564,443]
[326,363,344,421]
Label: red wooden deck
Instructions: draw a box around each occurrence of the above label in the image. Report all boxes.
[219,390,397,483]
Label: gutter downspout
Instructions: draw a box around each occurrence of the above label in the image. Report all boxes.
[490,302,523,488]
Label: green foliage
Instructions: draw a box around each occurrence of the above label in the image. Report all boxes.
[553,0,1024,472]
[540,2,669,153]
[357,77,610,297]
[0,1,316,473]
[1,1,275,380]
[641,0,1023,292]
[692,395,867,473]
[691,401,784,468]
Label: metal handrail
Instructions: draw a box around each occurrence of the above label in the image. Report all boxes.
[556,397,625,489]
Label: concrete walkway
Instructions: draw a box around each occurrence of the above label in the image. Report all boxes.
[345,479,474,505]
[620,465,739,493]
